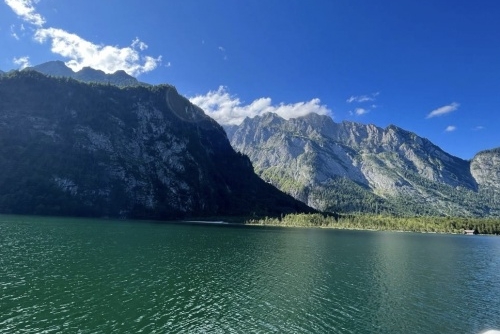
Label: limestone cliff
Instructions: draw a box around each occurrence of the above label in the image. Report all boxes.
[228,112,499,216]
[471,148,500,189]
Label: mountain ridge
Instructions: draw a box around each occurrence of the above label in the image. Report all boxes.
[227,112,499,216]
[0,70,312,219]
[4,61,498,217]
[26,61,146,87]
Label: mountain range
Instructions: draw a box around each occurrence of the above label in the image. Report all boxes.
[3,61,499,218]
[0,69,311,219]
[226,112,500,217]
[28,60,145,87]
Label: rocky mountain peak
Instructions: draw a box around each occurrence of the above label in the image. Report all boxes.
[27,61,144,87]
[286,113,337,139]
[74,66,106,80]
[471,148,500,189]
[255,112,284,126]
[228,112,496,216]
[30,60,74,77]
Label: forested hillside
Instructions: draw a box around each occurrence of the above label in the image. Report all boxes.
[0,71,312,219]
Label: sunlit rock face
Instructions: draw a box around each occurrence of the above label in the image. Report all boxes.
[228,112,500,216]
[0,71,311,219]
[471,148,500,189]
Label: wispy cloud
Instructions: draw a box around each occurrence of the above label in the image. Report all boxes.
[5,0,45,26]
[346,92,379,103]
[131,38,148,51]
[473,125,484,131]
[349,108,369,116]
[346,92,379,116]
[426,102,459,119]
[10,23,27,40]
[13,55,31,69]
[218,46,227,60]
[189,86,332,125]
[10,24,19,40]
[5,0,161,76]
[445,125,457,132]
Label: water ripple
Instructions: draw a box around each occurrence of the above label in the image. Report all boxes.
[1,219,500,333]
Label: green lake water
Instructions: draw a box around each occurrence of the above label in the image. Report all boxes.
[1,215,499,333]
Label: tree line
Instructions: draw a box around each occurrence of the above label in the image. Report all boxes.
[245,213,500,235]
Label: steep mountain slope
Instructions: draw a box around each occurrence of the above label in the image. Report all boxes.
[228,112,500,216]
[471,148,500,189]
[0,71,311,219]
[28,61,144,87]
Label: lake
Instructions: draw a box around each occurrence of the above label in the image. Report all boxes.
[1,215,499,333]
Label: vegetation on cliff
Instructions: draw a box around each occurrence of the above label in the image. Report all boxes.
[0,70,312,219]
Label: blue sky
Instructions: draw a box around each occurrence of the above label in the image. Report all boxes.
[1,0,499,159]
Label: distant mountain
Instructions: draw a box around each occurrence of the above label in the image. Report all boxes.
[0,71,312,219]
[31,60,74,77]
[27,61,145,87]
[223,124,239,141]
[227,112,500,216]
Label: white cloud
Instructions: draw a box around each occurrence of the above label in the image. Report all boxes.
[10,24,19,40]
[473,125,484,131]
[189,86,332,125]
[346,92,379,103]
[5,0,161,76]
[13,56,31,69]
[34,28,161,76]
[354,108,369,115]
[348,107,372,116]
[445,125,457,132]
[131,37,148,51]
[4,0,45,26]
[426,102,459,119]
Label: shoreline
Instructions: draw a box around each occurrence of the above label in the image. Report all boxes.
[1,213,498,235]
[242,213,500,235]
[244,222,500,236]
[244,222,456,234]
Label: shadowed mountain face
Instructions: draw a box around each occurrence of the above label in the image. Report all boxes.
[0,71,312,219]
[227,112,500,216]
[28,61,145,87]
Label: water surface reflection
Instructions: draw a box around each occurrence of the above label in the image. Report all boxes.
[1,218,499,333]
